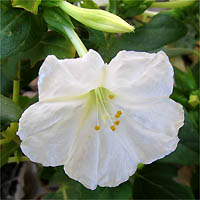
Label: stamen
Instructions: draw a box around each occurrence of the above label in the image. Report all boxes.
[94,125,100,131]
[115,113,120,118]
[114,120,120,126]
[117,110,122,115]
[110,125,116,131]
[109,95,114,100]
[92,87,122,133]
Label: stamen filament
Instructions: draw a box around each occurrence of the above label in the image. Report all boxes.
[94,89,100,130]
[92,87,122,132]
[96,88,113,123]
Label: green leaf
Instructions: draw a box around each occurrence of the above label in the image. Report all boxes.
[190,166,199,199]
[160,144,199,165]
[0,1,46,59]
[43,7,74,37]
[100,13,187,61]
[1,59,40,96]
[43,182,132,200]
[19,95,38,111]
[133,163,195,199]
[188,110,199,129]
[84,27,107,50]
[0,95,22,131]
[167,1,199,22]
[174,67,198,93]
[192,62,199,84]
[19,14,47,52]
[0,141,19,167]
[0,65,13,95]
[80,0,98,9]
[78,182,132,199]
[120,0,153,17]
[159,47,198,57]
[178,111,199,153]
[171,24,197,50]
[22,31,75,67]
[0,54,20,80]
[12,0,41,15]
[109,0,117,14]
[160,110,199,165]
[170,88,188,107]
[42,167,132,199]
[42,192,63,200]
[40,0,62,7]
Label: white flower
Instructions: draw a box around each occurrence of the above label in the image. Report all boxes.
[93,0,109,6]
[17,50,184,190]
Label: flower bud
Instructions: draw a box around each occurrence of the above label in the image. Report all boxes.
[58,1,134,33]
[188,94,200,108]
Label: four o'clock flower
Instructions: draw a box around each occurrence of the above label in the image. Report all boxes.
[17,50,184,190]
[93,0,109,6]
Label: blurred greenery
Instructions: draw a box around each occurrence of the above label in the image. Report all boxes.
[0,0,199,199]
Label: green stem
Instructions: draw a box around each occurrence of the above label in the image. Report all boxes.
[63,26,88,57]
[8,156,30,163]
[62,187,68,200]
[13,61,20,104]
[0,138,11,145]
[151,0,196,9]
[3,123,21,144]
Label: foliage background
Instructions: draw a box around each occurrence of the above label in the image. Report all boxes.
[0,0,199,199]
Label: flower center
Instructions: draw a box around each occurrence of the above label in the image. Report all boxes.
[91,87,122,132]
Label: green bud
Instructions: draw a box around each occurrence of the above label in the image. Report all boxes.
[188,95,200,108]
[58,1,134,33]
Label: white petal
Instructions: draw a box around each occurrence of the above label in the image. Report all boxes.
[96,132,139,188]
[93,0,109,6]
[114,97,184,164]
[39,49,104,101]
[17,99,86,166]
[64,109,100,190]
[105,51,174,101]
[64,110,139,190]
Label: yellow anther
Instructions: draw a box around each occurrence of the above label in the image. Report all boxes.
[117,110,122,115]
[110,125,116,131]
[114,120,120,126]
[94,125,100,131]
[109,95,114,100]
[115,113,120,118]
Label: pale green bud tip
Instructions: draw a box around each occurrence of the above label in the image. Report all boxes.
[59,1,134,33]
[188,95,200,108]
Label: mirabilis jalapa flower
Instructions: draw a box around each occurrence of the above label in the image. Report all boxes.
[93,0,109,6]
[18,50,184,190]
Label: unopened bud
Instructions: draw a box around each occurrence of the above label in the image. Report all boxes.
[58,1,134,33]
[188,95,200,108]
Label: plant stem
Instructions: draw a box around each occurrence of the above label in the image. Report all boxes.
[63,26,88,57]
[4,123,21,144]
[151,0,196,9]
[6,61,21,144]
[8,156,30,163]
[13,61,20,104]
[0,138,11,145]
[62,187,68,200]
